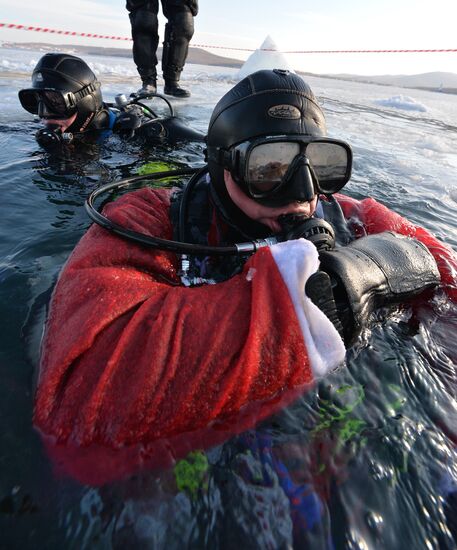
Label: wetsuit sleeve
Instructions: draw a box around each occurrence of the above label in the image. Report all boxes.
[35,188,344,453]
[335,194,457,302]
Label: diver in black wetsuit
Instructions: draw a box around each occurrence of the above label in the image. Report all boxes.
[84,69,441,346]
[18,53,204,152]
[126,0,198,97]
[163,69,442,344]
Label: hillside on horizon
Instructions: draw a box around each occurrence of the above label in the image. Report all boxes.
[323,71,457,94]
[1,41,244,69]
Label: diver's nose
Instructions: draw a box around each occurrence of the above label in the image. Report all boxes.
[290,155,317,202]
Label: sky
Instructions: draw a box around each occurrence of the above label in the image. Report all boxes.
[0,0,456,75]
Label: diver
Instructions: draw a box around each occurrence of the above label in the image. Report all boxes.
[34,69,446,484]
[126,0,198,97]
[18,53,204,152]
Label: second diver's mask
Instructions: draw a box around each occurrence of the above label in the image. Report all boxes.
[212,135,353,207]
[19,83,101,120]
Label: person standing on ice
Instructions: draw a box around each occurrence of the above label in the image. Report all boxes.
[35,69,451,484]
[126,0,198,97]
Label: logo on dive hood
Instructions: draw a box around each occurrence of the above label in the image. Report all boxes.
[268,104,301,120]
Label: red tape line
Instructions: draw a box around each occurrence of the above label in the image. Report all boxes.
[1,22,456,53]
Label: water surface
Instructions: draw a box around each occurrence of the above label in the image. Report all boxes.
[1,48,457,549]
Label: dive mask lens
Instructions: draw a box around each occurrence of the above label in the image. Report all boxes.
[247,141,300,195]
[225,137,352,199]
[247,139,351,196]
[306,142,350,193]
[18,89,40,114]
[40,90,71,116]
[19,88,73,117]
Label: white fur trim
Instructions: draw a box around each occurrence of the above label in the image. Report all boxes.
[270,239,346,377]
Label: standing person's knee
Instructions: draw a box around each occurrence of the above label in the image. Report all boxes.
[166,9,195,40]
[162,0,198,17]
[130,7,159,35]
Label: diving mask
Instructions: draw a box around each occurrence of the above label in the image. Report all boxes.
[19,82,100,118]
[212,135,352,203]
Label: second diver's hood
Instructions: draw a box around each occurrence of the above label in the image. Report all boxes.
[29,53,106,134]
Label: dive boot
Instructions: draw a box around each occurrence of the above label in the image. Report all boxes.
[137,79,157,97]
[164,81,191,98]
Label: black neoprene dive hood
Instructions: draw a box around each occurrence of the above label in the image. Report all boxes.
[26,53,105,134]
[206,69,328,234]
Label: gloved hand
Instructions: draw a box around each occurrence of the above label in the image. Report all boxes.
[305,271,345,339]
[113,110,142,139]
[309,232,441,345]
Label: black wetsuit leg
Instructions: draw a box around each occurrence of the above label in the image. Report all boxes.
[129,0,160,82]
[161,0,196,83]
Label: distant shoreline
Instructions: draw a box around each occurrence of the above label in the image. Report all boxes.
[1,41,244,69]
[2,42,456,95]
[297,71,457,96]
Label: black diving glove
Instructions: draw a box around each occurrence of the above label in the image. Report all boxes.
[305,271,345,339]
[307,231,441,345]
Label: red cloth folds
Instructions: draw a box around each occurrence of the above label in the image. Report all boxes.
[36,188,313,455]
[36,189,456,484]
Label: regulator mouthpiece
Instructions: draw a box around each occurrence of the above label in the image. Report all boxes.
[278,214,336,250]
[35,126,74,149]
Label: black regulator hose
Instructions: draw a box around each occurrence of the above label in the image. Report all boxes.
[108,93,175,119]
[178,165,205,243]
[131,95,174,117]
[85,167,277,256]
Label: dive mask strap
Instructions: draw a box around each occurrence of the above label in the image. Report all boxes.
[67,81,100,108]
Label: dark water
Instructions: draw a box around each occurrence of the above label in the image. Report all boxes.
[1,102,457,548]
